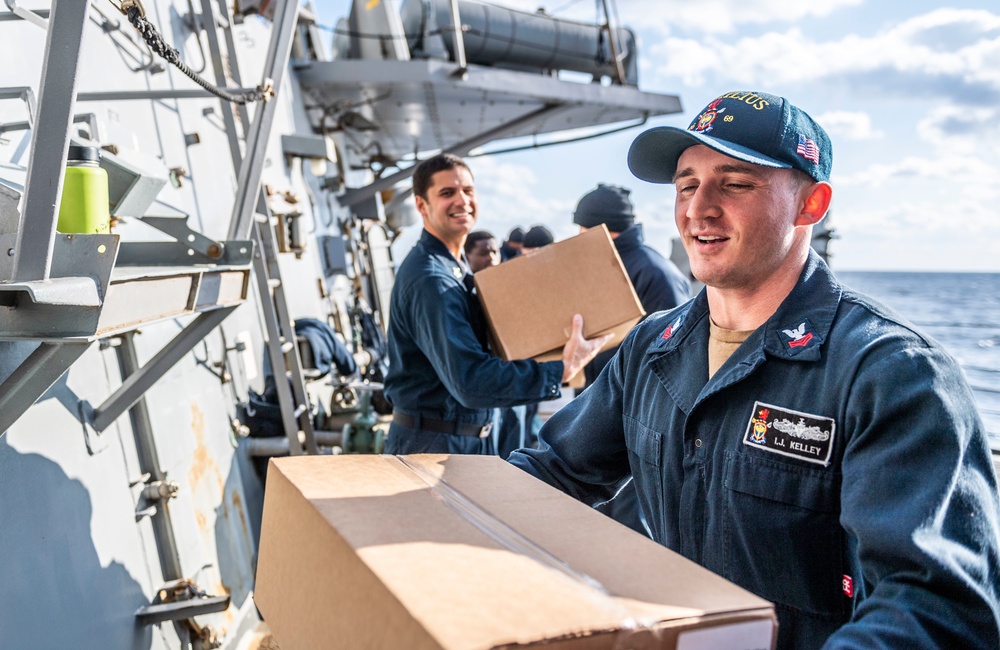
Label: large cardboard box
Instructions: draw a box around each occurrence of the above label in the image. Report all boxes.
[473,226,644,368]
[255,455,776,650]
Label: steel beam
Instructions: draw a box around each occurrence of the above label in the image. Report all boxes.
[2,0,48,28]
[0,86,36,127]
[76,88,255,102]
[117,331,184,581]
[227,0,301,241]
[447,0,467,73]
[114,241,253,267]
[9,0,92,283]
[0,341,90,434]
[0,8,48,21]
[200,0,247,169]
[139,216,226,260]
[135,595,230,625]
[90,306,237,432]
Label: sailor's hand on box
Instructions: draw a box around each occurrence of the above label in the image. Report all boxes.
[561,314,614,384]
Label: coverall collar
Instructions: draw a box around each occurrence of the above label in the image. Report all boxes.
[645,249,842,414]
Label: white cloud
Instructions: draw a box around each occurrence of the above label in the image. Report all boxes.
[829,193,1000,271]
[835,197,997,234]
[815,111,883,140]
[831,229,1000,272]
[835,151,1000,195]
[836,156,946,187]
[464,156,578,241]
[917,105,1000,151]
[645,8,1000,101]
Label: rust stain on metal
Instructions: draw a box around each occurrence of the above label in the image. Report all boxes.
[187,404,208,488]
[232,491,250,544]
[195,509,208,531]
[187,403,226,535]
[187,403,225,495]
[215,579,236,627]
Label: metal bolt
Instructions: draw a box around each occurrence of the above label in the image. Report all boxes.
[231,418,249,438]
[6,248,13,256]
[142,480,180,501]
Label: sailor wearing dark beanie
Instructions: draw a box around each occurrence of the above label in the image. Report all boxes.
[573,184,636,232]
[522,225,555,250]
[572,183,691,387]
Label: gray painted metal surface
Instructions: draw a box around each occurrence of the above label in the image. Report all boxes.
[296,58,681,165]
[0,1,692,647]
[0,340,89,432]
[90,306,238,432]
[0,233,119,338]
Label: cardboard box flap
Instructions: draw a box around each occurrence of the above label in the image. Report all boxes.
[474,227,645,361]
[256,455,775,650]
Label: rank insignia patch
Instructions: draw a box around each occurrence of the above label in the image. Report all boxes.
[778,319,821,355]
[661,315,683,341]
[743,401,835,466]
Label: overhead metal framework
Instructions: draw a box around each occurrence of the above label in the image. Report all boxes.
[296,58,683,167]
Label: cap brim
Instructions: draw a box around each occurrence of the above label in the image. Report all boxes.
[627,126,792,184]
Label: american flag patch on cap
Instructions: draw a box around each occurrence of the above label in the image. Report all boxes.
[796,134,820,163]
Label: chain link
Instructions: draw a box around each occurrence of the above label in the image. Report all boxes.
[118,1,273,105]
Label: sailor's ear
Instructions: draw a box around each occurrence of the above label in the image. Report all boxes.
[414,194,429,219]
[795,181,832,227]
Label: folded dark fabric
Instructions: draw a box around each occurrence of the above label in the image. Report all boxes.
[294,318,357,378]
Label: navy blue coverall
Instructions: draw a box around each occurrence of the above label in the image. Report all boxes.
[510,251,1000,650]
[587,224,690,532]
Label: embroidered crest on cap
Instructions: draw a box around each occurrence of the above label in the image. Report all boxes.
[661,315,683,341]
[691,99,725,134]
[743,401,836,466]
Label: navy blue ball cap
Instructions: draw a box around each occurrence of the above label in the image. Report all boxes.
[628,91,832,184]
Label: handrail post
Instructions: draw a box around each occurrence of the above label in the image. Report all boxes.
[447,0,467,74]
[599,0,627,85]
[8,0,92,283]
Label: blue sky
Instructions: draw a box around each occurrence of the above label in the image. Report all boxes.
[313,1,1000,272]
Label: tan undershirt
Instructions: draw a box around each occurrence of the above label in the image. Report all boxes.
[708,319,755,379]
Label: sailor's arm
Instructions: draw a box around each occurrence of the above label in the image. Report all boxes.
[408,278,594,408]
[828,344,1000,649]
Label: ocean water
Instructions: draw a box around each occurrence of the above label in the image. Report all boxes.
[837,271,1000,450]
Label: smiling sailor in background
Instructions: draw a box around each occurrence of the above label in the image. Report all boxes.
[383,153,611,455]
[508,91,1000,649]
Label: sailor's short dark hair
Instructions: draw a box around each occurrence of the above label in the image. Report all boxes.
[464,230,496,254]
[412,153,473,200]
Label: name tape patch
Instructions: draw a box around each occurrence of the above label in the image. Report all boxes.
[743,401,836,466]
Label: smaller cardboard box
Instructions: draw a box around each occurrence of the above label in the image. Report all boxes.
[255,455,777,650]
[473,226,644,373]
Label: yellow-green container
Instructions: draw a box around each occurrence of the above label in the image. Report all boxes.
[57,144,110,234]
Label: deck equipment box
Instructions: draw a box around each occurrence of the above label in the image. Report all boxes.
[473,226,644,380]
[255,454,777,650]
